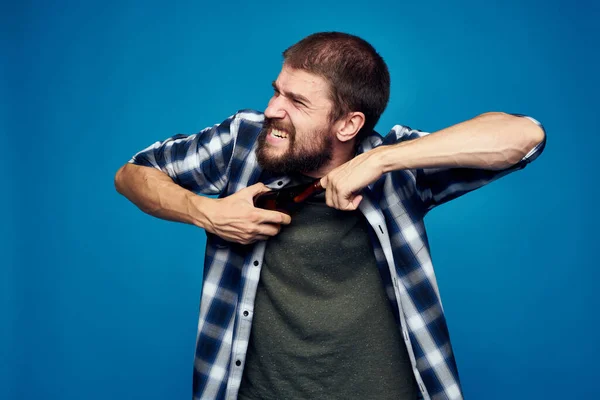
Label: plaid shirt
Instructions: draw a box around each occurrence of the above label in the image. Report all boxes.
[129,109,545,400]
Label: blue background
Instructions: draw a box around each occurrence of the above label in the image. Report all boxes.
[4,0,599,399]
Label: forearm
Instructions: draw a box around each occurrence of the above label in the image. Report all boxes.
[378,112,546,172]
[114,163,214,229]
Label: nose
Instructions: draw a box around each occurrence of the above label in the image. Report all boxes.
[264,95,286,119]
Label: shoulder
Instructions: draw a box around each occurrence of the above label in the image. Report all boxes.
[357,124,424,153]
[381,124,427,144]
[232,109,265,127]
[224,109,265,151]
[210,109,265,134]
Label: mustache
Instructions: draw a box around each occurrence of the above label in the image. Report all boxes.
[264,118,294,134]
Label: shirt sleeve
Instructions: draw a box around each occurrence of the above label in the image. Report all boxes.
[128,114,238,195]
[388,114,546,213]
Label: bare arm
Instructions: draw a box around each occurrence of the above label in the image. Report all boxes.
[377,112,545,172]
[115,163,209,226]
[115,163,291,244]
[321,112,546,210]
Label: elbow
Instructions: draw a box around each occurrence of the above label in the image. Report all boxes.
[516,114,546,159]
[509,114,546,167]
[481,112,546,168]
[512,113,545,145]
[480,112,546,143]
[114,164,128,195]
[530,120,546,147]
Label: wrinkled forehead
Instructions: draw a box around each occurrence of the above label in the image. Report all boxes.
[275,64,333,108]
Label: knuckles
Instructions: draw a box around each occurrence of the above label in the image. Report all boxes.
[240,233,254,244]
[249,211,261,223]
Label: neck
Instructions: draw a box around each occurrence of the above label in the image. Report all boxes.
[302,140,356,178]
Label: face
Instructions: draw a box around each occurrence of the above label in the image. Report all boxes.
[256,65,336,175]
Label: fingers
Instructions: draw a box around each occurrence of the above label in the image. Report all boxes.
[236,210,289,245]
[256,209,292,225]
[257,223,281,237]
[329,194,361,211]
[240,224,281,245]
[323,171,350,209]
[320,151,382,210]
[322,177,362,210]
[319,176,328,190]
[238,235,269,245]
[350,194,362,210]
[243,182,272,199]
[210,184,293,246]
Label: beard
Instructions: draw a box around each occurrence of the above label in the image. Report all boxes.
[256,117,333,175]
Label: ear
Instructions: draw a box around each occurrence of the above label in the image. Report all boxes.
[334,112,365,143]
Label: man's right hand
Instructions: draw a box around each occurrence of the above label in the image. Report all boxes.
[201,183,291,245]
[115,164,290,245]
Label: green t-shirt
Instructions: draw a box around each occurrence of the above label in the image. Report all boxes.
[238,177,417,400]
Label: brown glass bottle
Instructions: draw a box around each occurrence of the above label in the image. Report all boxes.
[253,179,324,214]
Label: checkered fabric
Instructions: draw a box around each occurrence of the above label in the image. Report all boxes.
[129,110,545,399]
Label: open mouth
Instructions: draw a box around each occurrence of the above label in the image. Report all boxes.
[270,128,289,139]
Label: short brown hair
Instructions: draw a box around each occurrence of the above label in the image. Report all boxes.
[283,32,390,138]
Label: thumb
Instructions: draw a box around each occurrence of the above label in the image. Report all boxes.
[341,194,363,211]
[319,176,328,189]
[350,194,363,209]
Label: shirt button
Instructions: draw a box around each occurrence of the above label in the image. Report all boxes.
[243,311,249,317]
[235,360,241,366]
[253,260,259,266]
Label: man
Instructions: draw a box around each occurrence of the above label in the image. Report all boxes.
[115,32,545,400]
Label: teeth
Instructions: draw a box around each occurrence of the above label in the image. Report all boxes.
[271,128,288,138]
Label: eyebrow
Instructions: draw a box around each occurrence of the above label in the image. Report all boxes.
[272,81,312,106]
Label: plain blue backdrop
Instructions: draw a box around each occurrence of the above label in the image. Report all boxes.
[4,0,599,399]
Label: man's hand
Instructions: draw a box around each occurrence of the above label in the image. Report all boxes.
[203,183,292,245]
[115,164,290,245]
[319,147,386,210]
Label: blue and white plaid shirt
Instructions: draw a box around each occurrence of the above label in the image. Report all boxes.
[129,110,545,400]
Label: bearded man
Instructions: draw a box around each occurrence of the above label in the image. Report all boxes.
[115,32,546,400]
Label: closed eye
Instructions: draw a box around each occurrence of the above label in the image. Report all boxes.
[292,98,306,107]
[272,81,310,108]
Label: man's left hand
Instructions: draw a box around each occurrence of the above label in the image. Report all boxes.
[320,147,386,210]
